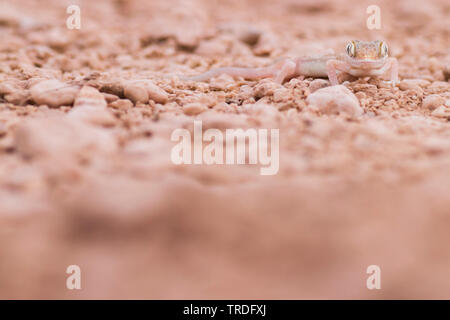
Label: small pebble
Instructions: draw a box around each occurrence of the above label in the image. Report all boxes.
[196,38,230,57]
[126,80,168,104]
[306,85,363,117]
[14,117,117,159]
[273,88,290,103]
[100,82,124,97]
[124,82,149,104]
[431,106,450,119]
[74,86,107,108]
[183,103,207,116]
[4,91,28,105]
[253,79,278,98]
[67,106,116,127]
[238,27,261,46]
[145,81,168,104]
[399,79,430,90]
[109,99,134,109]
[209,74,236,91]
[422,94,445,111]
[428,57,441,73]
[0,82,15,95]
[429,81,449,89]
[30,79,78,108]
[309,79,329,93]
[102,92,119,103]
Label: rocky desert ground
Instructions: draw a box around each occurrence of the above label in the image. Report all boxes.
[0,0,449,299]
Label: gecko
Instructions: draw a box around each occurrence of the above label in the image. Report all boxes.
[182,40,399,86]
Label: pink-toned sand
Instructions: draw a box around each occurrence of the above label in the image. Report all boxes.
[0,0,449,299]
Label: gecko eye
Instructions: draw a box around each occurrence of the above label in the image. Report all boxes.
[346,41,356,57]
[380,41,388,57]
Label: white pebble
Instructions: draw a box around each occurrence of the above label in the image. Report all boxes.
[273,88,289,103]
[124,82,149,104]
[431,106,450,119]
[74,86,107,108]
[67,106,116,127]
[309,79,329,93]
[125,80,168,104]
[109,99,133,109]
[306,85,363,117]
[422,94,445,111]
[145,81,168,104]
[399,79,431,90]
[183,103,207,116]
[30,80,78,108]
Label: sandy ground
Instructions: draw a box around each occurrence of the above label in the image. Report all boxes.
[0,0,449,299]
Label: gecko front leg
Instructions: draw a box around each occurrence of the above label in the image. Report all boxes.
[381,57,399,87]
[326,59,351,85]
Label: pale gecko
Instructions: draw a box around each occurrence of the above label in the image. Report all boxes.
[182,40,399,86]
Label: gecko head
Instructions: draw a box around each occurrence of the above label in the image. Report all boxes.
[344,40,388,68]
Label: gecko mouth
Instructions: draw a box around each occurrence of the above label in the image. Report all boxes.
[347,57,386,69]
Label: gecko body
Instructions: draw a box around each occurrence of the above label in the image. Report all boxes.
[184,40,399,86]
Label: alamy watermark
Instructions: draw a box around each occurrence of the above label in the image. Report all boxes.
[171,121,279,175]
[66,265,81,290]
[366,5,381,30]
[66,5,81,30]
[366,265,381,290]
